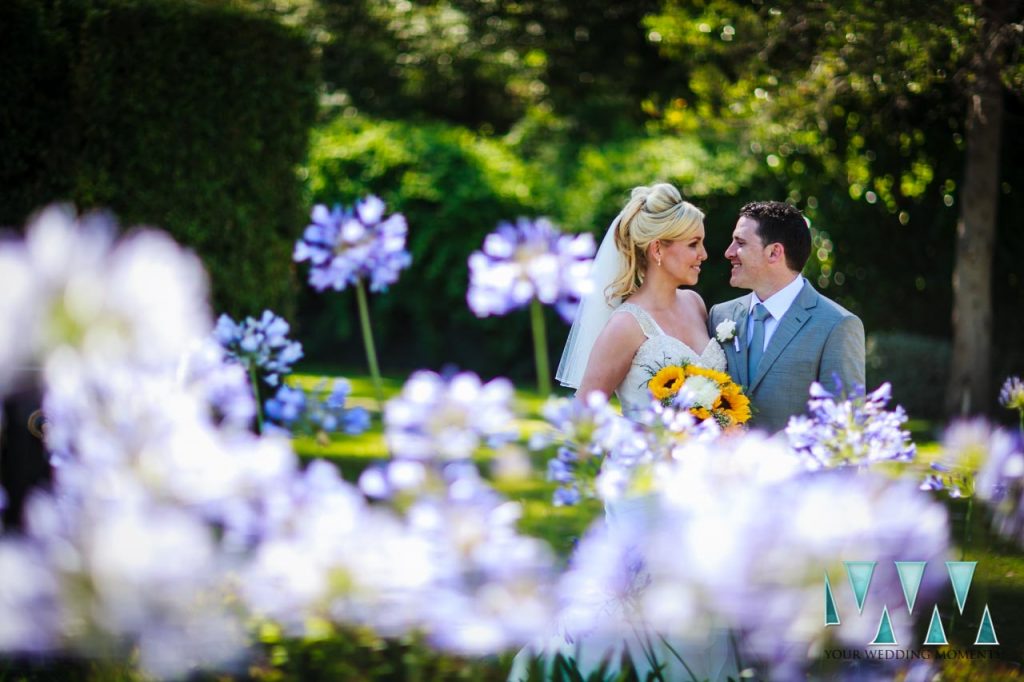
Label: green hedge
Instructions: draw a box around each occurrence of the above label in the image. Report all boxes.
[0,0,74,227]
[72,0,318,317]
[867,331,951,421]
[1,0,318,318]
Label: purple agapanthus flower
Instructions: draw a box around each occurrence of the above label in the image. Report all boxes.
[294,196,411,293]
[533,392,642,506]
[264,379,370,439]
[1000,375,1024,413]
[786,381,916,469]
[466,218,595,322]
[384,370,518,461]
[214,310,303,387]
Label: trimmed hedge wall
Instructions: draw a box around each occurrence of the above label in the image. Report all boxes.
[0,0,74,227]
[1,0,318,318]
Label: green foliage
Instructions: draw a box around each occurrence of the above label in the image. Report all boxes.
[251,627,510,682]
[0,0,318,318]
[314,0,681,139]
[867,332,952,420]
[70,0,318,318]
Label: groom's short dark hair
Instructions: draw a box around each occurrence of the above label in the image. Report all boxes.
[739,201,811,273]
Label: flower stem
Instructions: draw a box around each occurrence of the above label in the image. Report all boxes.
[355,277,385,415]
[658,633,700,682]
[530,298,551,396]
[629,622,666,682]
[248,364,264,434]
[961,497,974,560]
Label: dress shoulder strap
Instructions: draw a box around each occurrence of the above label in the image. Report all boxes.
[616,302,664,338]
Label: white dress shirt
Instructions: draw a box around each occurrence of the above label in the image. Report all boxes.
[747,275,805,352]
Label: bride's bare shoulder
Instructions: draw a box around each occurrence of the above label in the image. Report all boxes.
[677,289,708,318]
[602,306,648,342]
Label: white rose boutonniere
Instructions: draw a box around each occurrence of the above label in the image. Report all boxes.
[715,319,741,352]
[715,320,737,343]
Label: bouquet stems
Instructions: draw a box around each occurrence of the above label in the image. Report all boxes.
[530,298,551,396]
[355,277,386,414]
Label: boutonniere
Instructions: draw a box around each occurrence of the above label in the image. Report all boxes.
[715,320,740,351]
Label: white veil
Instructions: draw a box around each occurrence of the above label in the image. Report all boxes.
[555,215,626,389]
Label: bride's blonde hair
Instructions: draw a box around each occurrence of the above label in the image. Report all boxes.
[608,183,705,301]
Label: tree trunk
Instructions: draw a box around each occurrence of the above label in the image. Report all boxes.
[946,1,1006,416]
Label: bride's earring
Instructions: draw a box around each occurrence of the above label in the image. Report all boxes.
[657,256,662,267]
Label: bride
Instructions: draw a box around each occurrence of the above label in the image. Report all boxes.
[520,183,737,681]
[556,182,727,415]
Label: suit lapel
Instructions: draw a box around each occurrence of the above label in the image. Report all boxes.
[749,282,818,393]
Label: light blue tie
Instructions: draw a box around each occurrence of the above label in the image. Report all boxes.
[747,303,771,381]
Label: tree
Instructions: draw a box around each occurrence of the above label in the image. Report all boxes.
[948,0,1016,415]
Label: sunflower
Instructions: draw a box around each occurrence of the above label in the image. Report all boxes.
[650,365,686,401]
[718,381,752,425]
[683,365,732,385]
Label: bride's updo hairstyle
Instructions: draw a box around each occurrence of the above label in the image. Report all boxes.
[608,183,704,301]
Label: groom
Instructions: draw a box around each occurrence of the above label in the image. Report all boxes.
[708,201,865,433]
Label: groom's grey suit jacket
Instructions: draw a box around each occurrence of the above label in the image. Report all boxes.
[707,281,865,434]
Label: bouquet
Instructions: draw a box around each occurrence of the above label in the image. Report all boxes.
[648,363,751,428]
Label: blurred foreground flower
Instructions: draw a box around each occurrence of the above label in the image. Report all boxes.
[384,370,517,460]
[552,435,949,679]
[176,338,257,430]
[786,381,915,469]
[973,424,1024,548]
[294,196,411,412]
[919,420,994,498]
[467,218,594,394]
[2,205,557,678]
[536,392,725,507]
[0,204,209,392]
[534,392,643,506]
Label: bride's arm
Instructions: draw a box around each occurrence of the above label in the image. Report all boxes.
[576,313,645,402]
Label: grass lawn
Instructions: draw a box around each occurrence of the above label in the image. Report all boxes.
[287,369,1024,677]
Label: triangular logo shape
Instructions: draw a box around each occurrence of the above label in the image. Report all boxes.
[845,561,877,614]
[870,605,898,646]
[824,571,841,626]
[895,561,926,614]
[946,561,976,615]
[975,605,999,645]
[924,604,948,645]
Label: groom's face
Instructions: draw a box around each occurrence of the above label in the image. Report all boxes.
[725,216,770,290]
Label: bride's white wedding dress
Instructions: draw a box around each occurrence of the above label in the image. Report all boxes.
[613,302,728,418]
[510,303,738,682]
